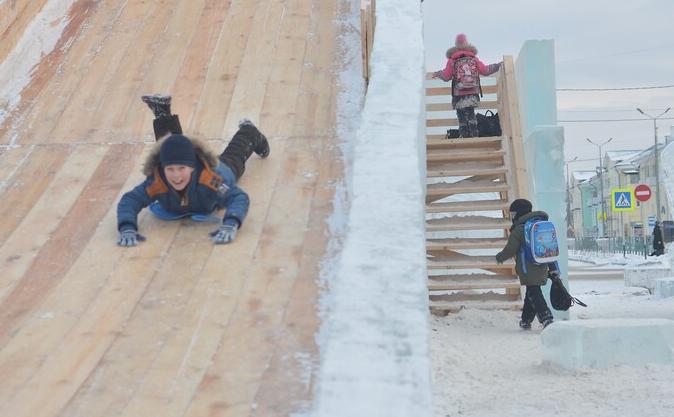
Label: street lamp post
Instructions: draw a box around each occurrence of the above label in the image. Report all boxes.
[565,156,579,236]
[636,107,671,224]
[586,137,613,237]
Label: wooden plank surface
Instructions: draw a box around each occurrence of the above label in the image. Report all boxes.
[427,148,504,163]
[0,0,344,415]
[426,136,502,148]
[426,84,498,96]
[426,238,508,250]
[426,199,509,213]
[426,101,498,111]
[426,215,511,231]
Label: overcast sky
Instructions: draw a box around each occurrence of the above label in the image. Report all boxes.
[422,0,674,174]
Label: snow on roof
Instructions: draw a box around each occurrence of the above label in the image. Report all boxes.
[573,170,596,182]
[606,150,641,162]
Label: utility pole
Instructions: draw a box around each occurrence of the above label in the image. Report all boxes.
[586,138,613,237]
[636,107,671,224]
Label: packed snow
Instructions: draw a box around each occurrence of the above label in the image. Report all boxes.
[431,252,674,417]
[0,0,76,139]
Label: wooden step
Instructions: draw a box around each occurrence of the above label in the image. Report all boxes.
[426,136,502,149]
[427,254,514,270]
[426,118,458,128]
[426,238,507,250]
[426,85,498,96]
[426,199,509,213]
[428,273,520,291]
[427,148,504,163]
[430,298,522,315]
[426,215,510,232]
[427,181,508,199]
[425,72,496,81]
[427,164,507,178]
[426,101,498,112]
[426,133,503,140]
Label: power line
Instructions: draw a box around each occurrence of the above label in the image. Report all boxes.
[556,42,674,64]
[559,117,674,123]
[559,108,670,113]
[557,84,674,91]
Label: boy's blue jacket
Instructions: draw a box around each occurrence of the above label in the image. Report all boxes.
[117,139,249,231]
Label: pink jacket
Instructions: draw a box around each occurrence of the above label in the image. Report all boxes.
[434,44,501,96]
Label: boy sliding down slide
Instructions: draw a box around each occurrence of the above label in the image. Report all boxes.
[116,94,269,246]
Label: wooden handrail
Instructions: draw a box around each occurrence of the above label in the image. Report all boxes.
[496,56,529,199]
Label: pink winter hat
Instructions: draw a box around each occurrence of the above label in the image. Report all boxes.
[455,33,467,46]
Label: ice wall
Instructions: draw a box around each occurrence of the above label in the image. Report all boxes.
[311,1,432,416]
[515,40,570,319]
[542,319,674,368]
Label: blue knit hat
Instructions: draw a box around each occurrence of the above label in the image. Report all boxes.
[160,134,197,167]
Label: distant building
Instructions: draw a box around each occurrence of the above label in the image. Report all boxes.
[569,143,671,239]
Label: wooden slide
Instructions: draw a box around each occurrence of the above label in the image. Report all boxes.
[0,1,347,416]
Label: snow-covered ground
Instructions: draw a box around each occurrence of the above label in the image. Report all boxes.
[0,0,76,135]
[431,252,674,417]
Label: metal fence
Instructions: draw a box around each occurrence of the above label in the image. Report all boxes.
[569,236,653,258]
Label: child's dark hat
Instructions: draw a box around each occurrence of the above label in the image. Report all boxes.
[160,134,197,167]
[509,198,532,219]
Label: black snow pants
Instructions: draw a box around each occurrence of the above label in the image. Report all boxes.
[152,115,257,181]
[456,106,479,138]
[521,285,553,324]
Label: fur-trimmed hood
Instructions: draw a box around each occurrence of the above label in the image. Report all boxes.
[142,137,219,176]
[446,43,477,59]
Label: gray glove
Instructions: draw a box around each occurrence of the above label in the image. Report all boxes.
[117,228,146,247]
[210,222,238,244]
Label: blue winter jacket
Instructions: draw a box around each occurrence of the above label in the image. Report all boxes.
[117,140,249,232]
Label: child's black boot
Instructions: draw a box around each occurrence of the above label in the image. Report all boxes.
[142,94,172,118]
[238,118,270,158]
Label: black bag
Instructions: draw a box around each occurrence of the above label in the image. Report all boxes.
[549,275,587,311]
[476,110,502,137]
[446,129,460,139]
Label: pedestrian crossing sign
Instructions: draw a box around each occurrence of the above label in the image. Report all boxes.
[612,188,635,212]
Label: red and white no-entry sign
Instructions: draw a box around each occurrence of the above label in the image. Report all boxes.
[634,184,652,202]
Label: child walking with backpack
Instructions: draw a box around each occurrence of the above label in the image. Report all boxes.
[496,199,558,329]
[432,33,501,138]
[116,94,270,247]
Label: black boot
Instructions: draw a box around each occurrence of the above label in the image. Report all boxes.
[238,118,270,158]
[218,119,270,181]
[142,94,172,118]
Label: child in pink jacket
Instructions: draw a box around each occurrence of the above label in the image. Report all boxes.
[433,33,501,138]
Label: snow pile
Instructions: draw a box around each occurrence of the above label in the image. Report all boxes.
[0,0,76,132]
[312,1,432,416]
[569,250,668,268]
[431,276,674,417]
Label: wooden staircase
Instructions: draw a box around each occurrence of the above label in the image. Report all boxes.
[425,57,529,315]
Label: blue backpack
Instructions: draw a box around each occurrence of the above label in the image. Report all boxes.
[519,219,560,272]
